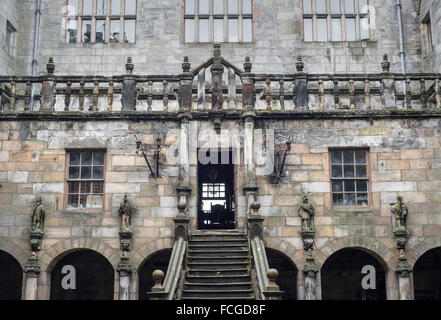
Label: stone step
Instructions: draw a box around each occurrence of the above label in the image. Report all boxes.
[188,239,248,246]
[185,275,251,283]
[188,256,250,263]
[184,282,253,291]
[182,289,254,299]
[188,261,250,270]
[187,268,250,277]
[188,249,249,257]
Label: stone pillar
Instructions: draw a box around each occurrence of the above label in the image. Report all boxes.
[40,57,56,111]
[242,57,255,110]
[179,56,193,112]
[211,44,224,110]
[293,56,309,109]
[121,57,137,111]
[117,255,133,300]
[243,113,256,190]
[303,252,319,300]
[381,54,396,109]
[395,253,412,300]
[178,115,191,187]
[24,253,40,300]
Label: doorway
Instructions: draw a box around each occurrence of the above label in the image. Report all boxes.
[197,150,236,230]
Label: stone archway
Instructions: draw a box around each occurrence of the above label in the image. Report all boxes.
[50,249,114,300]
[0,250,23,300]
[320,248,387,300]
[413,247,441,300]
[137,249,172,300]
[266,248,298,300]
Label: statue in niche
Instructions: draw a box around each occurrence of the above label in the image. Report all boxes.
[298,194,314,231]
[31,196,45,232]
[391,196,408,230]
[119,195,136,231]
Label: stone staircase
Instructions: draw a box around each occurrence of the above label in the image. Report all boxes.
[181,231,255,300]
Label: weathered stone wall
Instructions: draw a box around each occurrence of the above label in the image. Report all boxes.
[0,0,19,75]
[420,0,441,73]
[13,0,424,76]
[1,115,441,298]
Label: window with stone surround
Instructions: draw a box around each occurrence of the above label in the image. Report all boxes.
[330,149,369,207]
[66,151,105,209]
[6,21,17,57]
[65,0,137,44]
[422,12,433,54]
[184,0,253,43]
[302,0,370,42]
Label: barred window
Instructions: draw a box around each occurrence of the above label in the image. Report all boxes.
[302,0,370,42]
[184,0,253,43]
[66,151,105,209]
[65,0,137,44]
[331,150,369,207]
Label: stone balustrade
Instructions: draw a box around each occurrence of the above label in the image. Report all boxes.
[1,50,440,114]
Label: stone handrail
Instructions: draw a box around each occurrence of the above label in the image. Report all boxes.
[1,49,440,114]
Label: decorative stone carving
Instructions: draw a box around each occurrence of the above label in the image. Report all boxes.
[303,252,319,300]
[119,195,135,232]
[391,196,409,250]
[298,194,314,231]
[29,196,45,251]
[40,57,56,111]
[121,57,137,111]
[24,252,41,300]
[263,269,283,300]
[395,252,412,300]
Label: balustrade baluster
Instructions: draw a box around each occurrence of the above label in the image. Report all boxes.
[318,79,324,110]
[147,81,153,111]
[108,80,114,111]
[64,81,71,111]
[25,81,31,111]
[10,80,16,111]
[279,80,285,110]
[228,67,236,109]
[91,79,99,112]
[435,79,440,108]
[163,80,169,111]
[405,78,412,109]
[364,79,371,110]
[79,80,85,111]
[197,69,206,110]
[349,79,355,109]
[333,79,340,108]
[266,79,272,111]
[420,79,427,109]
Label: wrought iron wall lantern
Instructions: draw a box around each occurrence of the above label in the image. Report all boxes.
[134,134,162,179]
[272,141,291,185]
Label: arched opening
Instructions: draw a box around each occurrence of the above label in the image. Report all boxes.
[0,250,23,300]
[321,248,386,300]
[50,249,114,300]
[138,249,172,300]
[414,247,441,300]
[266,248,298,300]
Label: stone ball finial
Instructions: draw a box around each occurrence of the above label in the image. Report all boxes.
[126,57,134,73]
[46,57,55,74]
[152,269,165,292]
[296,56,304,72]
[382,54,390,72]
[267,268,279,282]
[177,201,187,213]
[244,56,252,73]
[250,201,260,213]
[182,56,191,72]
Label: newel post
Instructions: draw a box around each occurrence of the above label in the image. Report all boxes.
[381,54,397,109]
[121,57,137,111]
[178,56,193,112]
[293,56,309,109]
[40,57,56,111]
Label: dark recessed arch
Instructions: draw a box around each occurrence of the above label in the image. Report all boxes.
[0,250,23,300]
[50,249,114,300]
[414,247,441,300]
[138,249,172,300]
[321,248,386,300]
[265,248,298,300]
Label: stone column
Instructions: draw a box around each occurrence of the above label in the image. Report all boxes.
[380,54,396,109]
[303,252,319,300]
[395,253,412,300]
[117,255,132,300]
[293,56,309,109]
[24,253,40,300]
[40,57,56,111]
[121,57,137,111]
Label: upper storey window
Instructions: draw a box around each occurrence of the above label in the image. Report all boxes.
[302,0,370,42]
[185,0,253,43]
[65,0,137,44]
[6,21,17,57]
[421,12,433,54]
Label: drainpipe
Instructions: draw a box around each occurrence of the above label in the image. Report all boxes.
[30,0,42,111]
[396,0,407,108]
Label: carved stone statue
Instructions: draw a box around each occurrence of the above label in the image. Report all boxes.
[298,194,314,230]
[118,195,136,231]
[31,196,45,232]
[391,196,408,230]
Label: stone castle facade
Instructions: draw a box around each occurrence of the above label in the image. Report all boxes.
[0,0,440,300]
